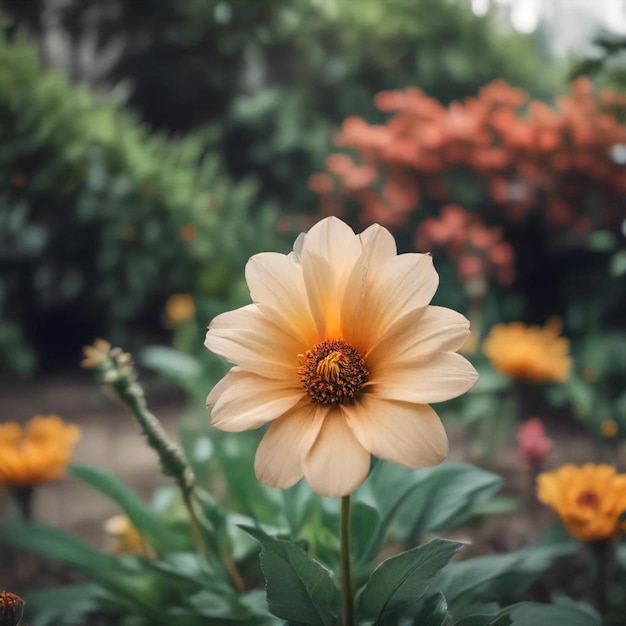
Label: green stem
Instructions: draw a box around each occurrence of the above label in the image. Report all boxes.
[12,486,34,520]
[182,488,207,557]
[340,495,354,626]
[591,539,610,617]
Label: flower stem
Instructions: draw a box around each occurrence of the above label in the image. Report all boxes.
[12,486,34,520]
[340,494,354,626]
[591,539,610,617]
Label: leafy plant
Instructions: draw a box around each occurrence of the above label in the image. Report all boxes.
[0,31,282,372]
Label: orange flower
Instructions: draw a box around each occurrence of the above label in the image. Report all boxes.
[205,217,477,497]
[165,294,195,327]
[537,464,626,541]
[0,415,80,487]
[482,319,571,382]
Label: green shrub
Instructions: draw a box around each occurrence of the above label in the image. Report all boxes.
[0,32,281,373]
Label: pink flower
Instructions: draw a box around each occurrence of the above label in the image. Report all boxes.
[517,417,553,472]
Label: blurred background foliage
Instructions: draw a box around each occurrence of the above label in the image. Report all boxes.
[1,0,560,208]
[1,0,625,388]
[0,0,562,374]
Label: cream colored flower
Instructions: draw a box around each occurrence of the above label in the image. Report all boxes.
[205,217,477,497]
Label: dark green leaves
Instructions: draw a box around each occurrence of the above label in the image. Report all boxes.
[369,462,511,543]
[20,584,101,626]
[69,464,175,554]
[455,600,601,626]
[2,520,122,584]
[438,524,580,615]
[241,525,341,626]
[358,538,463,624]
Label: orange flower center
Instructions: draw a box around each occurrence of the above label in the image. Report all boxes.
[576,490,600,510]
[298,339,369,405]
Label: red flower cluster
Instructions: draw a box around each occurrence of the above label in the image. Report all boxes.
[418,204,515,285]
[310,78,626,285]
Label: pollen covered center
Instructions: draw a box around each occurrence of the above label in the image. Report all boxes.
[577,490,600,510]
[298,339,369,405]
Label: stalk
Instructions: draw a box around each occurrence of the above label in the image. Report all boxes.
[340,495,354,626]
[591,539,610,618]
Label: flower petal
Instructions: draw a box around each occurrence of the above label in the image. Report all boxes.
[255,404,327,489]
[301,250,341,339]
[245,252,316,346]
[371,352,478,404]
[208,369,305,432]
[300,216,362,278]
[358,223,397,259]
[205,304,302,378]
[349,253,439,349]
[366,305,471,371]
[303,408,371,497]
[341,224,400,349]
[299,223,398,341]
[343,396,448,468]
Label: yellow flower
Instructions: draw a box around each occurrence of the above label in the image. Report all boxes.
[0,415,80,487]
[104,515,154,557]
[165,294,195,327]
[537,463,626,541]
[601,419,619,438]
[205,217,478,497]
[482,319,571,382]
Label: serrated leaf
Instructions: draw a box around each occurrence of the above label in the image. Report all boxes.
[240,525,341,626]
[70,464,172,554]
[358,538,463,624]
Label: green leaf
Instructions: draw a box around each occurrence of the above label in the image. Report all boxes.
[70,464,172,554]
[371,462,504,542]
[2,520,120,580]
[22,584,102,626]
[350,500,384,565]
[438,525,579,615]
[454,614,510,626]
[414,592,449,626]
[498,601,601,626]
[358,538,463,624]
[140,346,202,392]
[240,525,341,626]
